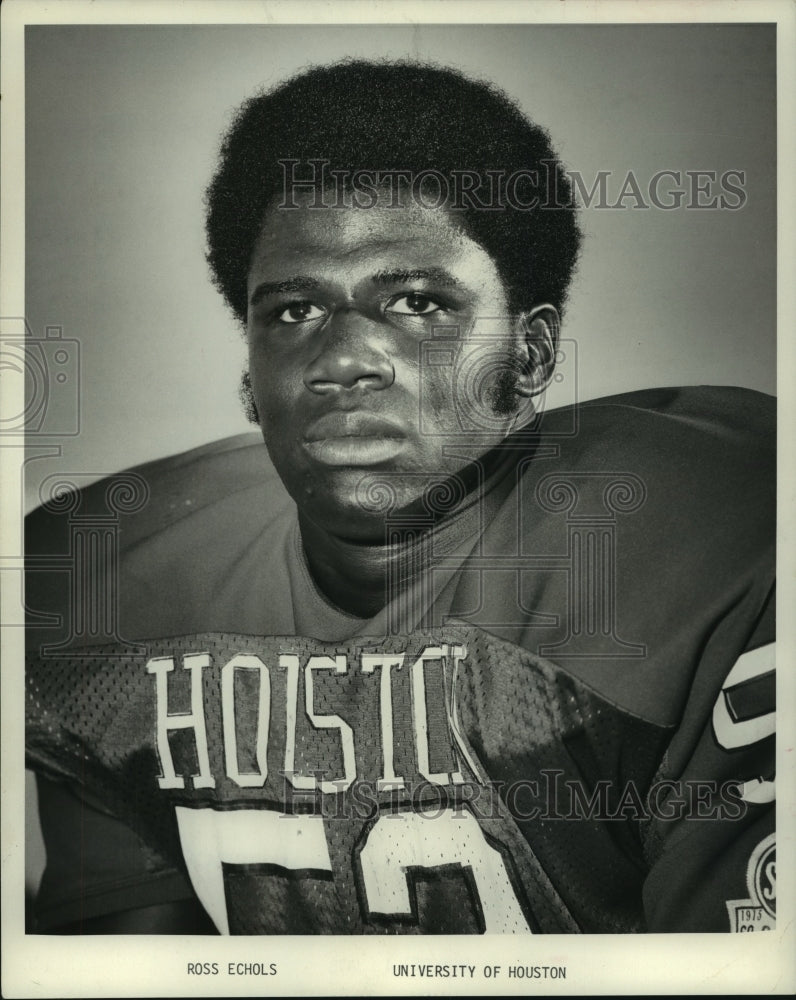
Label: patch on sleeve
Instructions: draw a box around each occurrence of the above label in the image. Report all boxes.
[726,833,775,932]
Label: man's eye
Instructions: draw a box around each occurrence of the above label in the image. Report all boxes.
[277,301,326,324]
[386,292,443,316]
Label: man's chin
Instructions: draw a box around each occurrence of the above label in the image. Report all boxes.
[298,504,394,546]
[295,480,439,546]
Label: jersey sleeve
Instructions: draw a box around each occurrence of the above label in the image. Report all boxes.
[33,776,195,931]
[24,432,278,930]
[640,585,776,932]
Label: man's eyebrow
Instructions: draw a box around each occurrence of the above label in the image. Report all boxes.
[249,276,320,306]
[371,268,463,288]
[249,268,463,307]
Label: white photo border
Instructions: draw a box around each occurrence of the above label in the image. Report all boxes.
[2,1,794,996]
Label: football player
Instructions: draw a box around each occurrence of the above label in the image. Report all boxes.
[26,61,775,935]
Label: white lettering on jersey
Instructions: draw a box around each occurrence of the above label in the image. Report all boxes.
[147,653,215,790]
[280,653,314,791]
[147,643,471,792]
[361,654,406,791]
[411,645,465,786]
[304,655,356,792]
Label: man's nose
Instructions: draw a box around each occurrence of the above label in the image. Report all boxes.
[304,309,395,394]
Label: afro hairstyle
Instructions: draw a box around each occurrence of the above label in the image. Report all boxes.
[205,59,581,324]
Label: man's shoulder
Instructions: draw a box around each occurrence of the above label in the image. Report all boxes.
[541,384,775,450]
[515,383,775,601]
[25,432,296,646]
[536,384,775,514]
[482,385,775,721]
[26,432,289,556]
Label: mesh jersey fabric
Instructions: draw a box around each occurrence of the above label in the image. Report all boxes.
[25,386,776,933]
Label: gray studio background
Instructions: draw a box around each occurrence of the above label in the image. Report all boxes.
[24,22,776,892]
[25,23,776,513]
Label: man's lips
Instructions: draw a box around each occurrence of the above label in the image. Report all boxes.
[302,411,407,466]
[303,411,406,441]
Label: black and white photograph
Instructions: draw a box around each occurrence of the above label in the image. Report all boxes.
[2,0,794,995]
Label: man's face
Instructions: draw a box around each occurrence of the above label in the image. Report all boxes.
[246,196,532,541]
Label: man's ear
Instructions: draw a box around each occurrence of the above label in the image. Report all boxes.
[514,304,560,397]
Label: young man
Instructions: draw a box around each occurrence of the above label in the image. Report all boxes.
[26,61,775,935]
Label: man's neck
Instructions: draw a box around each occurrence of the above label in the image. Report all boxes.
[296,443,524,618]
[297,517,402,617]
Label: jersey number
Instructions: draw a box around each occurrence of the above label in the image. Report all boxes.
[175,805,532,935]
[712,643,775,804]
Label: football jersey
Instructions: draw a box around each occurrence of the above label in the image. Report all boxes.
[25,386,776,934]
